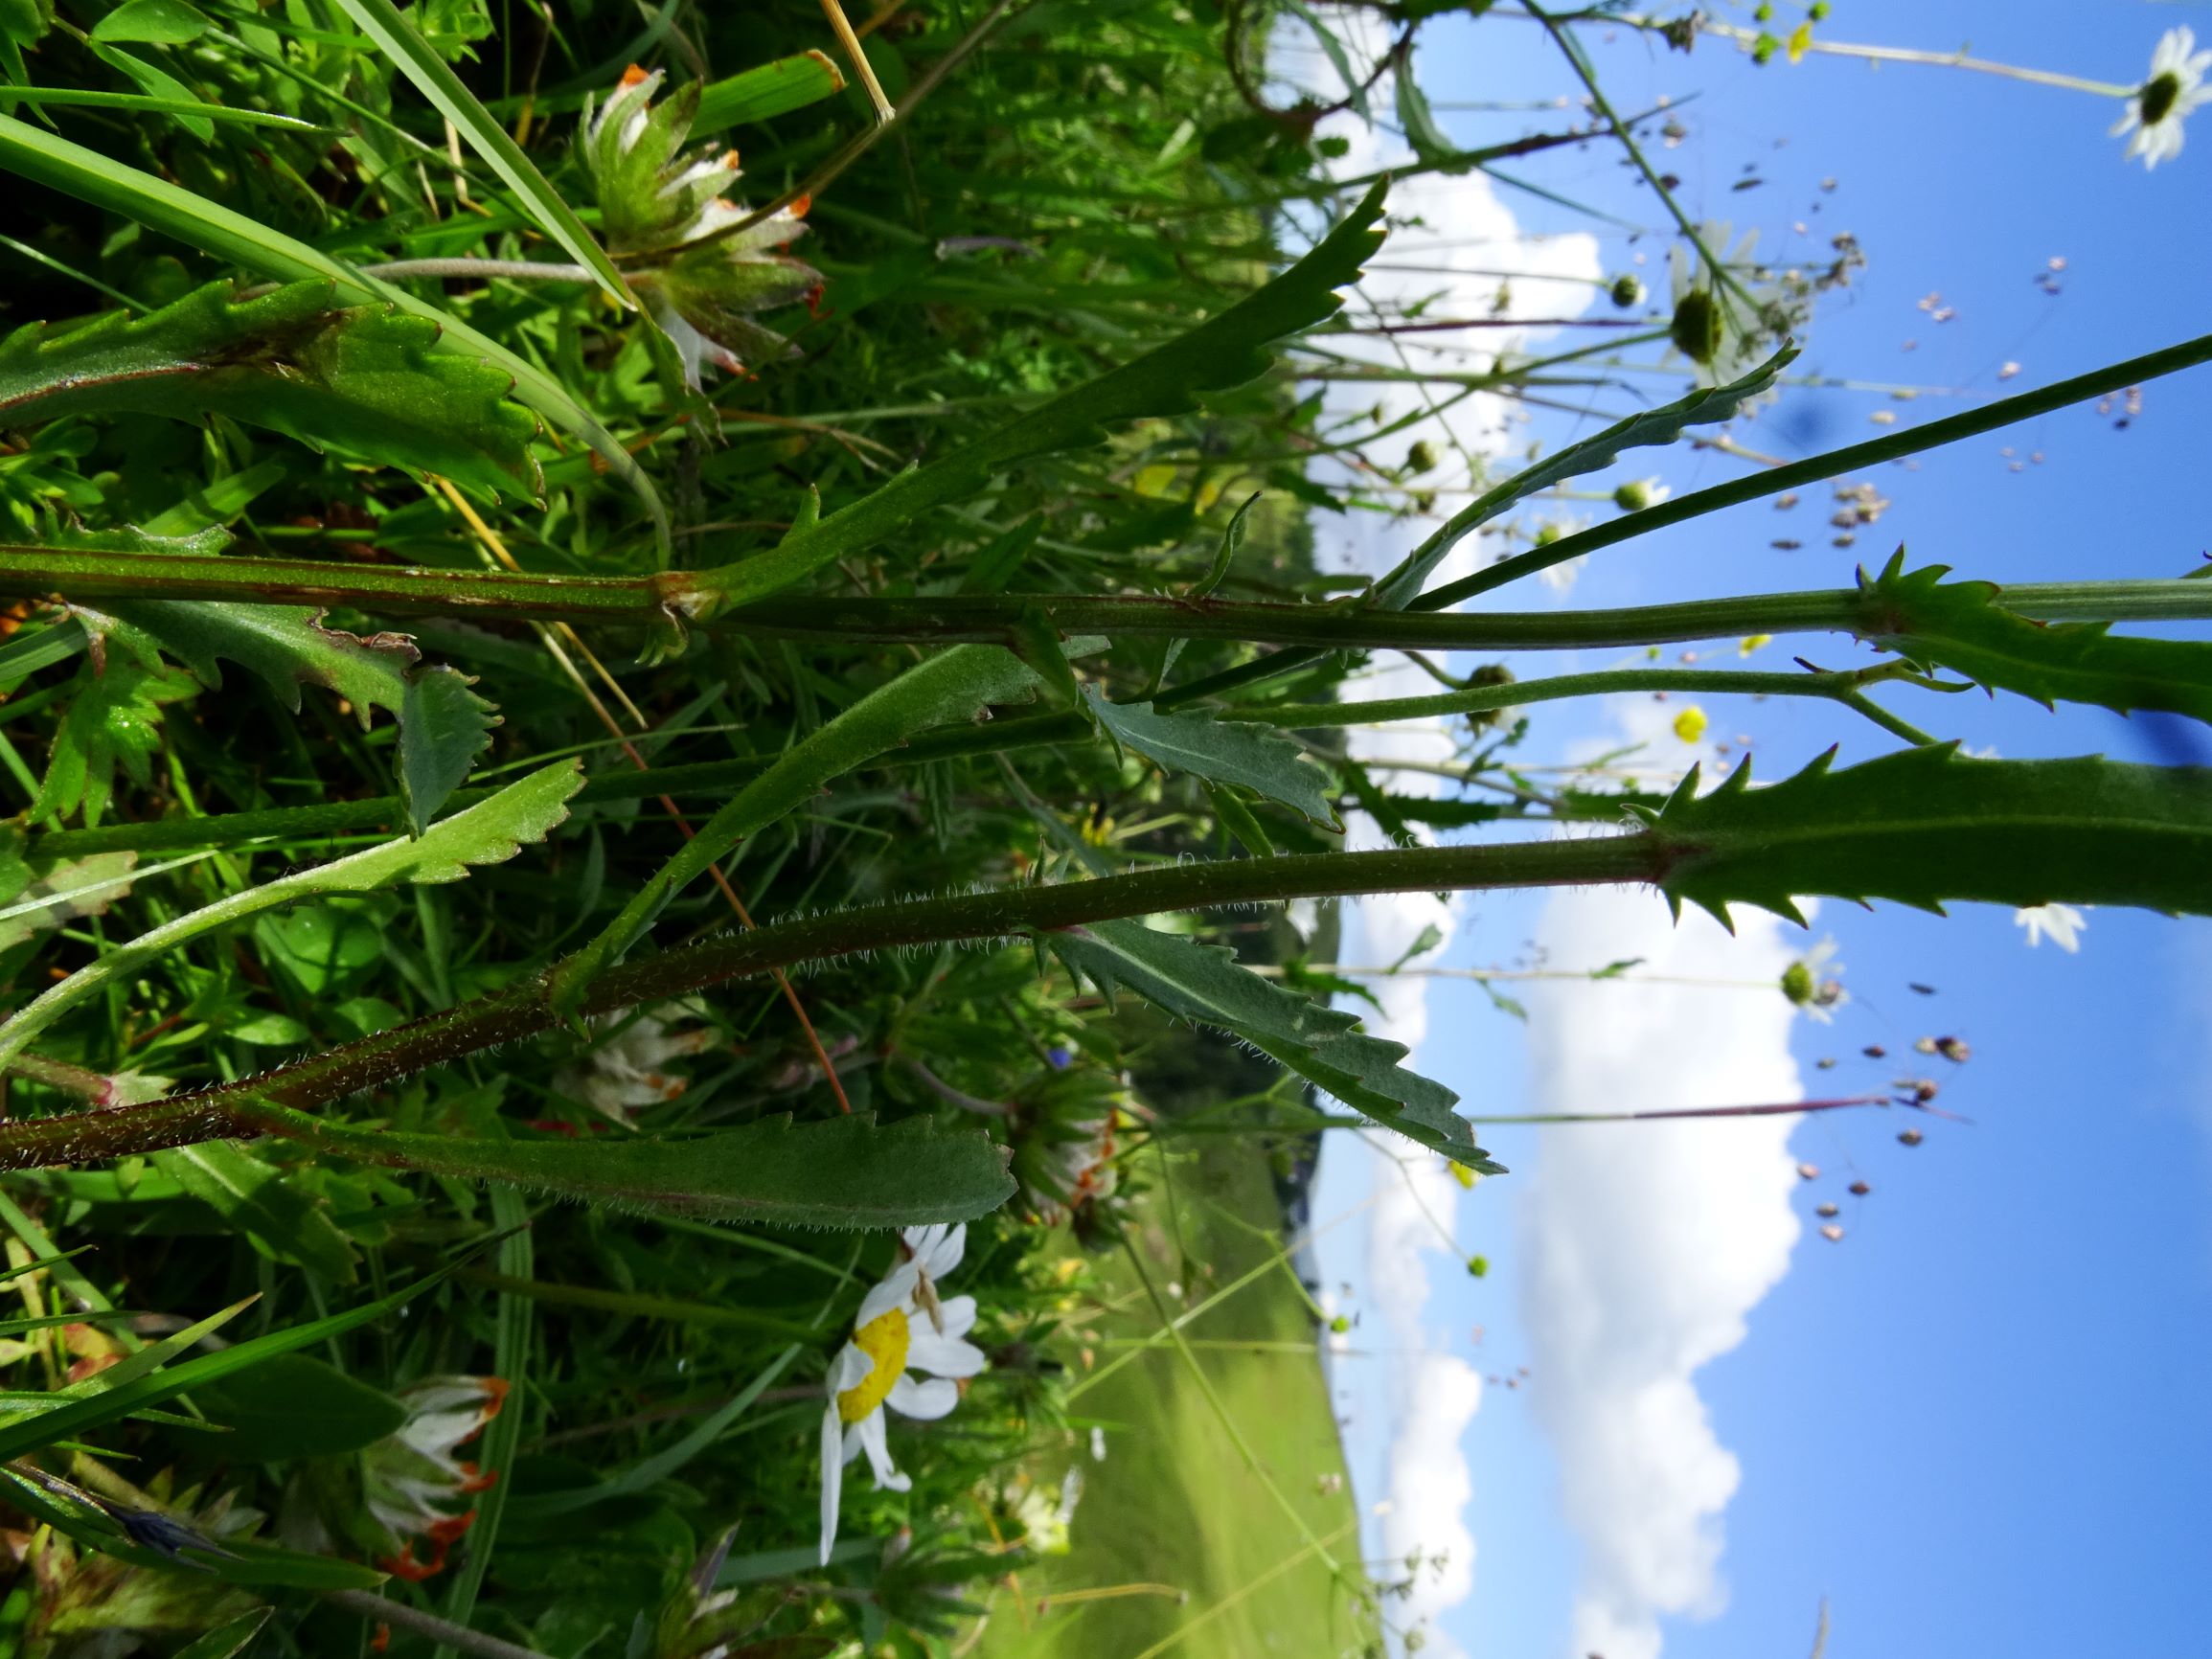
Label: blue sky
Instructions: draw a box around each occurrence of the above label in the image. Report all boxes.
[1302,5,2212,1656]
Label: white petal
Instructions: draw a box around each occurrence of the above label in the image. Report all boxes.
[855,1262,920,1329]
[919,1222,967,1279]
[887,1374,960,1420]
[931,1294,978,1341]
[818,1402,844,1566]
[906,1331,987,1380]
[829,1343,874,1395]
[855,1408,910,1490]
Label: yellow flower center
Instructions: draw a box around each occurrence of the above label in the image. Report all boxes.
[836,1307,910,1424]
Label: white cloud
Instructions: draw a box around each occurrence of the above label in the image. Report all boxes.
[1270,22,1610,1658]
[1381,1352,1485,1659]
[1516,885,1807,1659]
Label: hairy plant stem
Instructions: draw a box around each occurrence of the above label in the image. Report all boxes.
[0,836,1652,1171]
[5,552,2205,652]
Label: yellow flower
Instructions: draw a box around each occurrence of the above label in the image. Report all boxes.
[1672,705,1710,743]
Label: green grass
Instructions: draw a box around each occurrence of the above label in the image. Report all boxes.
[980,1140,1378,1659]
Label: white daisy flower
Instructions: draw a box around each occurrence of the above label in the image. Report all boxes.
[2110,28,2212,170]
[818,1223,987,1565]
[1612,476,1672,513]
[2015,903,2087,953]
[1779,936,1848,1022]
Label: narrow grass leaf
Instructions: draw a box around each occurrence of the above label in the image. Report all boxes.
[555,646,1038,1013]
[328,0,631,310]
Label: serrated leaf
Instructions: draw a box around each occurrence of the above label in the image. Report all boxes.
[79,531,499,823]
[239,1103,1015,1230]
[1648,745,2212,926]
[1083,686,1337,827]
[556,645,1040,1014]
[329,0,632,312]
[1859,553,2212,723]
[1048,919,1490,1163]
[153,1141,358,1283]
[399,665,500,833]
[0,112,668,551]
[688,182,1389,611]
[0,279,542,497]
[30,652,198,827]
[1375,349,1794,608]
[0,761,582,1068]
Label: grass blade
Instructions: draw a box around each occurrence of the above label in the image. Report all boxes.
[327,0,632,311]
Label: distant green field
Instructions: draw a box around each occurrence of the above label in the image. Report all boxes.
[978,1141,1377,1659]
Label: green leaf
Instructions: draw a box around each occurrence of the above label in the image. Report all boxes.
[1082,686,1337,827]
[1859,553,2212,723]
[685,182,1389,611]
[1193,489,1261,600]
[1646,746,2212,927]
[555,645,1039,1014]
[82,531,501,826]
[30,651,198,827]
[694,49,847,134]
[1394,63,1453,163]
[327,0,632,311]
[89,0,210,43]
[0,1261,443,1463]
[1048,919,1492,1165]
[0,761,582,1068]
[199,1352,406,1459]
[399,665,500,833]
[0,1466,390,1589]
[1375,348,1796,608]
[173,1610,276,1659]
[87,42,213,140]
[239,1102,1016,1230]
[0,280,543,497]
[153,1141,359,1282]
[0,112,668,553]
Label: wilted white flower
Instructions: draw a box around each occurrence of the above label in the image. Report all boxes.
[1667,222,1804,387]
[2110,29,2211,170]
[581,66,821,384]
[364,1376,509,1580]
[2015,903,2087,953]
[819,1224,987,1565]
[556,1002,717,1122]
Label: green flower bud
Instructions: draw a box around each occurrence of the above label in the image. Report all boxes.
[1609,273,1646,308]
